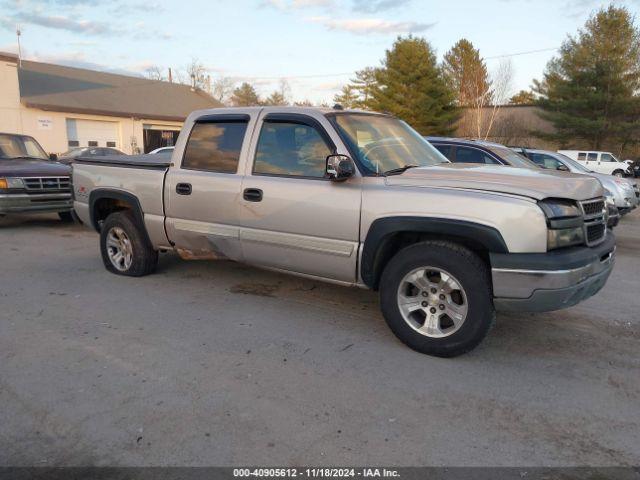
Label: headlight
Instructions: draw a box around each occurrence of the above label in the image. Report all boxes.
[547,227,585,250]
[604,189,615,205]
[0,177,25,189]
[539,199,585,250]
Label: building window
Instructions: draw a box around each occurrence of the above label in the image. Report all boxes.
[88,141,98,147]
[106,141,116,148]
[68,140,79,147]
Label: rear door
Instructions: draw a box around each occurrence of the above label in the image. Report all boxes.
[164,113,254,261]
[238,112,362,283]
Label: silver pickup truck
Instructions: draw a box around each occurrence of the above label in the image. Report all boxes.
[72,107,615,357]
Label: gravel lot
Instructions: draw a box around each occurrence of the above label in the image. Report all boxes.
[1,211,639,467]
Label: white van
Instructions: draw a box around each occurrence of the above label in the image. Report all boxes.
[558,150,631,177]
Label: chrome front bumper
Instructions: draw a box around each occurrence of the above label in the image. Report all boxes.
[491,235,616,312]
[0,193,73,214]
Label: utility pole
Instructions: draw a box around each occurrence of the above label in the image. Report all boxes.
[16,25,22,67]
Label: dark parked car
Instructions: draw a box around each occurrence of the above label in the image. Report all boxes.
[426,137,539,169]
[58,146,126,164]
[0,132,73,221]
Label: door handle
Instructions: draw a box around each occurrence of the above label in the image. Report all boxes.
[176,183,192,195]
[243,188,263,202]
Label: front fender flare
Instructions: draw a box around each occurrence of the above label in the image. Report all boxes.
[360,216,509,289]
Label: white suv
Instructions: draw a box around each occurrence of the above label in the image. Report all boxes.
[558,150,631,177]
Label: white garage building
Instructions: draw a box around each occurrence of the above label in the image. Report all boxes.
[0,52,221,154]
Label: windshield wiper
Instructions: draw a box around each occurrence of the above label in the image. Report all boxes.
[8,156,46,160]
[384,164,420,176]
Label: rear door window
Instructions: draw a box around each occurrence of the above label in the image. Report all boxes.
[587,153,598,161]
[432,144,453,160]
[182,121,248,173]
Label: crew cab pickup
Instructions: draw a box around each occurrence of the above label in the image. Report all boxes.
[72,107,615,357]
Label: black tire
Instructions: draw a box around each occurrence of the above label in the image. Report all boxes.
[58,211,74,223]
[612,170,625,177]
[379,241,495,358]
[100,210,158,276]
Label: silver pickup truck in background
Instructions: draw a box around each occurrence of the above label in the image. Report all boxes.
[72,107,615,357]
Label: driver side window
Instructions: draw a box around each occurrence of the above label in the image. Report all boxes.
[253,121,332,178]
[601,153,615,162]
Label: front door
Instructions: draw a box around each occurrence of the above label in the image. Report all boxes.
[164,114,252,261]
[238,113,362,283]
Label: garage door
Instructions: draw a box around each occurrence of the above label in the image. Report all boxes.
[66,119,119,148]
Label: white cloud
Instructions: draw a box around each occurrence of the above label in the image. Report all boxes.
[261,0,334,10]
[11,11,116,35]
[352,0,411,13]
[307,16,434,34]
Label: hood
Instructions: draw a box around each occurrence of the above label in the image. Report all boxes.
[385,163,603,201]
[0,158,71,177]
[589,172,636,191]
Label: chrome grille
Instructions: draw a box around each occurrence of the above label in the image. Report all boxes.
[23,177,71,193]
[579,197,606,247]
[581,199,605,217]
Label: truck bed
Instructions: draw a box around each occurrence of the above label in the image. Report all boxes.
[74,154,171,169]
[72,154,171,249]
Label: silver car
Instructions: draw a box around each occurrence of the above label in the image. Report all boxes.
[523,149,639,215]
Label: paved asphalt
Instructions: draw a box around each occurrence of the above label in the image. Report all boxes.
[1,211,639,467]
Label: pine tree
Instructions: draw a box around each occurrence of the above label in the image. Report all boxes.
[333,85,359,108]
[442,39,492,106]
[533,5,640,149]
[351,67,378,109]
[264,91,288,106]
[231,83,261,106]
[370,36,459,135]
[509,90,536,105]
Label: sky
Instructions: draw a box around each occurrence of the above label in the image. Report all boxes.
[1,0,639,104]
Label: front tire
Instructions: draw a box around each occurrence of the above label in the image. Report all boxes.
[379,241,495,357]
[100,211,158,276]
[612,170,625,177]
[58,211,74,223]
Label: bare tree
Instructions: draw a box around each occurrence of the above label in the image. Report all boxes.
[483,59,514,140]
[212,77,236,105]
[278,78,292,104]
[144,65,165,81]
[186,58,209,90]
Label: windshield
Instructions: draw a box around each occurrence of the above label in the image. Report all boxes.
[329,114,448,174]
[555,152,591,173]
[0,134,49,160]
[488,146,539,169]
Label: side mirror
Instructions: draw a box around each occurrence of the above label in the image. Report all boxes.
[557,164,569,172]
[326,154,355,182]
[49,153,58,161]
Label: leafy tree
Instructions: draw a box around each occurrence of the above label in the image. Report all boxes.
[442,39,491,106]
[533,5,640,149]
[333,85,360,108]
[369,36,459,135]
[509,90,536,105]
[231,82,261,106]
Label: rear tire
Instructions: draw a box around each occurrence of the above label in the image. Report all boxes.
[100,211,158,276]
[379,241,495,357]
